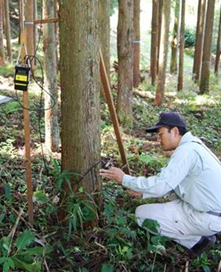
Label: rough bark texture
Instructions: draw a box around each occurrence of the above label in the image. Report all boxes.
[170,0,180,74]
[59,1,101,194]
[43,0,60,152]
[0,0,5,65]
[200,0,215,94]
[18,0,24,44]
[193,0,207,82]
[25,0,34,56]
[98,0,110,78]
[177,0,185,91]
[156,0,163,73]
[150,0,159,85]
[117,0,134,127]
[155,0,171,106]
[133,0,140,88]
[215,5,221,74]
[4,0,12,61]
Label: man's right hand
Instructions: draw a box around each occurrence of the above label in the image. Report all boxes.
[99,167,125,184]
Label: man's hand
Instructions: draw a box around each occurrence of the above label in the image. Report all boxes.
[127,189,142,198]
[99,167,125,184]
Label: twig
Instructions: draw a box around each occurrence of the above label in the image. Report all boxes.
[185,260,189,272]
[8,208,23,238]
[7,208,23,256]
[217,260,221,272]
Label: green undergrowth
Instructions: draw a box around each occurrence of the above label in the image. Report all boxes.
[1,64,221,271]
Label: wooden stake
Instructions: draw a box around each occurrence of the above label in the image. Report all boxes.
[23,91,33,225]
[19,32,34,225]
[34,17,58,25]
[99,50,130,175]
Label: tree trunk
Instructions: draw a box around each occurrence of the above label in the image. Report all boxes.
[133,0,140,88]
[215,4,221,74]
[4,0,12,61]
[170,0,180,74]
[0,0,5,65]
[177,0,185,91]
[43,0,60,152]
[156,0,163,74]
[117,0,134,127]
[59,0,101,219]
[155,0,171,106]
[200,0,215,94]
[193,0,207,82]
[98,0,110,78]
[18,0,24,44]
[150,0,158,85]
[25,0,34,57]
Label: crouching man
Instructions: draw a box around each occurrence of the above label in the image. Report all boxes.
[100,112,221,255]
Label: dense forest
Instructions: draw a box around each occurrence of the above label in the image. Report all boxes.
[0,0,221,272]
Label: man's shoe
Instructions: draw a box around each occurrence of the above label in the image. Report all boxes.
[190,235,216,257]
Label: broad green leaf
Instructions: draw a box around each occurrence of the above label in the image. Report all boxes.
[3,184,11,200]
[0,257,6,264]
[101,263,114,272]
[33,191,48,204]
[15,230,34,251]
[3,261,9,272]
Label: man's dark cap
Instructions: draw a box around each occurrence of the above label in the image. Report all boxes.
[146,112,186,133]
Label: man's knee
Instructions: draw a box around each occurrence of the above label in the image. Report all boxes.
[135,204,155,227]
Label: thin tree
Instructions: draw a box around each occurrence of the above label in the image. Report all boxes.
[193,0,207,82]
[177,0,185,91]
[25,0,34,57]
[59,0,101,220]
[4,0,12,61]
[18,0,24,44]
[133,0,140,88]
[155,0,171,106]
[98,0,110,78]
[43,0,60,152]
[170,0,180,74]
[156,0,163,73]
[215,4,221,74]
[200,0,215,94]
[0,0,5,65]
[117,0,134,127]
[150,0,159,85]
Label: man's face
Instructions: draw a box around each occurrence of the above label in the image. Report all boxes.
[157,127,178,151]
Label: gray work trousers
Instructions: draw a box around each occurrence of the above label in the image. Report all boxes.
[135,199,221,249]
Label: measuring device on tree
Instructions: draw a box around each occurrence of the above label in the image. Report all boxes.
[14,64,31,91]
[14,43,31,91]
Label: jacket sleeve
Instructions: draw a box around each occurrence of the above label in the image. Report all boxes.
[122,146,198,198]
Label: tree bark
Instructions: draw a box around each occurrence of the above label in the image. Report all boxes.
[43,0,60,152]
[155,0,171,106]
[150,0,158,85]
[133,0,140,88]
[170,0,180,74]
[193,0,207,82]
[18,0,24,44]
[0,0,5,65]
[59,0,101,204]
[215,4,221,74]
[98,0,110,78]
[25,0,34,57]
[4,0,12,61]
[200,0,215,94]
[117,0,134,127]
[156,0,163,74]
[177,0,185,91]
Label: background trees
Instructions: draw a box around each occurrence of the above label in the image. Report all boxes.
[117,0,134,127]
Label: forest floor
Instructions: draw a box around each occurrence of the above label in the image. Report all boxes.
[0,61,221,272]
